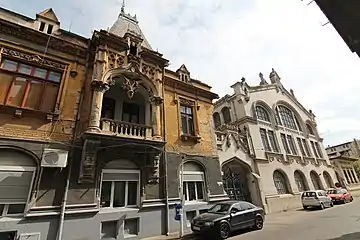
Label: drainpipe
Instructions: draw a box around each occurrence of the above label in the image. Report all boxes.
[56,39,91,240]
[162,67,170,236]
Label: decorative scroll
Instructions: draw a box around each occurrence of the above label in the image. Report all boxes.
[1,47,67,70]
[79,140,100,184]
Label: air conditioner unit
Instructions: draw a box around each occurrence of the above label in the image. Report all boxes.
[41,148,69,168]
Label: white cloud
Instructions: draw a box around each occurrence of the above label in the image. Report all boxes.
[3,0,360,146]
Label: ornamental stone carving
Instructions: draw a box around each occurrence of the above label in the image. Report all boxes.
[142,63,156,81]
[107,51,125,69]
[91,80,111,92]
[122,77,139,99]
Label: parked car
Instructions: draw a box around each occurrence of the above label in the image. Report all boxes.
[191,200,265,239]
[327,188,353,204]
[301,190,333,210]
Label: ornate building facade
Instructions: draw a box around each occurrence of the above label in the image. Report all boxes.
[0,6,225,240]
[214,69,337,213]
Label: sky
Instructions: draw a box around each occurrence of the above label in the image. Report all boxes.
[1,0,360,146]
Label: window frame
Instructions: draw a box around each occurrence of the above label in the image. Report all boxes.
[260,128,279,152]
[310,141,320,158]
[180,103,195,136]
[0,165,36,217]
[0,59,62,112]
[280,133,297,155]
[273,170,290,195]
[255,106,270,122]
[277,105,301,131]
[100,169,141,209]
[180,170,205,203]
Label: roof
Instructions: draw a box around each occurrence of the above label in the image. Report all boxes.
[109,7,152,50]
[37,8,59,24]
[314,0,360,56]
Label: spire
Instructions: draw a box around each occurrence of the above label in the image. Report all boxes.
[121,0,125,14]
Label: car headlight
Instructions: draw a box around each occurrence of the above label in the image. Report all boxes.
[204,222,214,227]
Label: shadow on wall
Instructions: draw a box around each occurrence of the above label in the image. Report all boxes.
[327,232,360,240]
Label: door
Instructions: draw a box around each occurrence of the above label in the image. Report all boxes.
[239,202,256,227]
[229,203,244,230]
[223,170,251,202]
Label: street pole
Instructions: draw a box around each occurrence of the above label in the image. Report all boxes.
[179,153,185,238]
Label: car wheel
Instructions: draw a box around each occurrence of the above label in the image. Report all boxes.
[350,197,354,202]
[218,223,230,240]
[303,206,308,210]
[320,203,324,210]
[254,216,264,230]
[330,202,334,207]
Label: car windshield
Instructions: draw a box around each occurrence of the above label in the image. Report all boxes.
[207,203,231,214]
[302,192,316,197]
[327,189,341,194]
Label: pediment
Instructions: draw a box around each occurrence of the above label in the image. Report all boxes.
[37,8,59,23]
[176,64,190,74]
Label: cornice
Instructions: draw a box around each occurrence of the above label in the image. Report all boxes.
[0,19,87,58]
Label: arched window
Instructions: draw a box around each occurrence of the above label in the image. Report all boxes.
[306,124,314,135]
[0,149,36,217]
[221,107,231,124]
[255,106,270,122]
[273,170,290,194]
[294,170,308,192]
[213,112,221,128]
[277,105,302,131]
[101,159,140,208]
[181,162,205,202]
[310,171,323,190]
[323,171,334,188]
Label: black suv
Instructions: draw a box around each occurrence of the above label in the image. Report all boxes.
[191,200,265,239]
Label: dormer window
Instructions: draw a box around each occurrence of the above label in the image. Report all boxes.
[129,42,137,56]
[47,24,53,34]
[39,22,45,32]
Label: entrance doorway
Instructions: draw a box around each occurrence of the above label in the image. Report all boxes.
[222,160,252,202]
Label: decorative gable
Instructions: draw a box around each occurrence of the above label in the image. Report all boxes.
[37,8,59,23]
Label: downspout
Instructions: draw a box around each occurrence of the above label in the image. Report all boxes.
[162,67,170,236]
[57,39,91,240]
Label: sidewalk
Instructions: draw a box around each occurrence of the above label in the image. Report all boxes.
[143,231,196,240]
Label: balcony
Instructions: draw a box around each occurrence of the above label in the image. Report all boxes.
[100,118,152,140]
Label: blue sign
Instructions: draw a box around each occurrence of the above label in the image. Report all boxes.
[174,203,182,221]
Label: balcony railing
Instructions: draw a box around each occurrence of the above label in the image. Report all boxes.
[100,118,153,140]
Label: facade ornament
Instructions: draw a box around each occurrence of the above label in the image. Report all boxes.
[122,77,139,98]
[259,72,268,85]
[269,68,281,84]
[91,80,111,92]
[149,95,163,105]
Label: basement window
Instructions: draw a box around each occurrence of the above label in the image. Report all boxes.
[101,220,118,240]
[124,218,139,238]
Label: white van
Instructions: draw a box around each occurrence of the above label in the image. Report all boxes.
[301,190,333,210]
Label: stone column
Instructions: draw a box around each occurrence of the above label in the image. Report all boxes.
[150,96,163,140]
[87,80,110,132]
[347,169,355,184]
[352,168,359,183]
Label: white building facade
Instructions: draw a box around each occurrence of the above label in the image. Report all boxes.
[214,69,337,214]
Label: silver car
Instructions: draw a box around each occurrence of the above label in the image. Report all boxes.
[301,190,333,210]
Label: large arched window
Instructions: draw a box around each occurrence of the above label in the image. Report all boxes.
[323,171,334,188]
[221,107,231,124]
[0,149,36,217]
[294,170,308,192]
[273,170,290,194]
[181,162,205,202]
[213,112,221,128]
[255,106,270,122]
[277,105,302,131]
[310,171,323,190]
[101,159,140,208]
[306,124,314,135]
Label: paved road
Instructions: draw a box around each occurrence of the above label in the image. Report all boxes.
[228,199,360,240]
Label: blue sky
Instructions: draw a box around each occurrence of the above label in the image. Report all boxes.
[1,0,360,146]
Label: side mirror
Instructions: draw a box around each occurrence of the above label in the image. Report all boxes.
[230,209,238,214]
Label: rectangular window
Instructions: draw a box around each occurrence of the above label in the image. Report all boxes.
[0,59,62,112]
[297,138,306,156]
[260,128,271,152]
[180,104,195,136]
[302,139,311,157]
[267,130,279,152]
[183,181,204,202]
[47,24,53,34]
[286,135,297,155]
[314,142,323,158]
[310,141,320,158]
[39,22,46,32]
[280,133,291,154]
[101,97,116,119]
[122,102,140,124]
[100,171,139,208]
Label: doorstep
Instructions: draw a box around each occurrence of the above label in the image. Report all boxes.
[142,231,196,240]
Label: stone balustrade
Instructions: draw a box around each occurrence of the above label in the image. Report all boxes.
[100,118,152,140]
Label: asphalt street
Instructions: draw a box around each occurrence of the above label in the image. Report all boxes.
[227,199,360,240]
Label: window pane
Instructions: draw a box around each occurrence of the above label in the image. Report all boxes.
[183,182,187,201]
[187,182,196,201]
[180,105,186,114]
[48,71,61,82]
[260,129,271,151]
[0,73,13,105]
[181,115,188,134]
[0,204,4,216]
[7,204,25,214]
[287,135,297,155]
[127,181,138,206]
[186,107,192,115]
[113,181,125,207]
[100,181,112,207]
[6,77,27,107]
[18,64,32,75]
[39,83,58,112]
[280,134,290,154]
[34,68,47,79]
[187,116,195,135]
[24,80,43,109]
[268,131,278,152]
[196,182,204,200]
[2,60,18,71]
